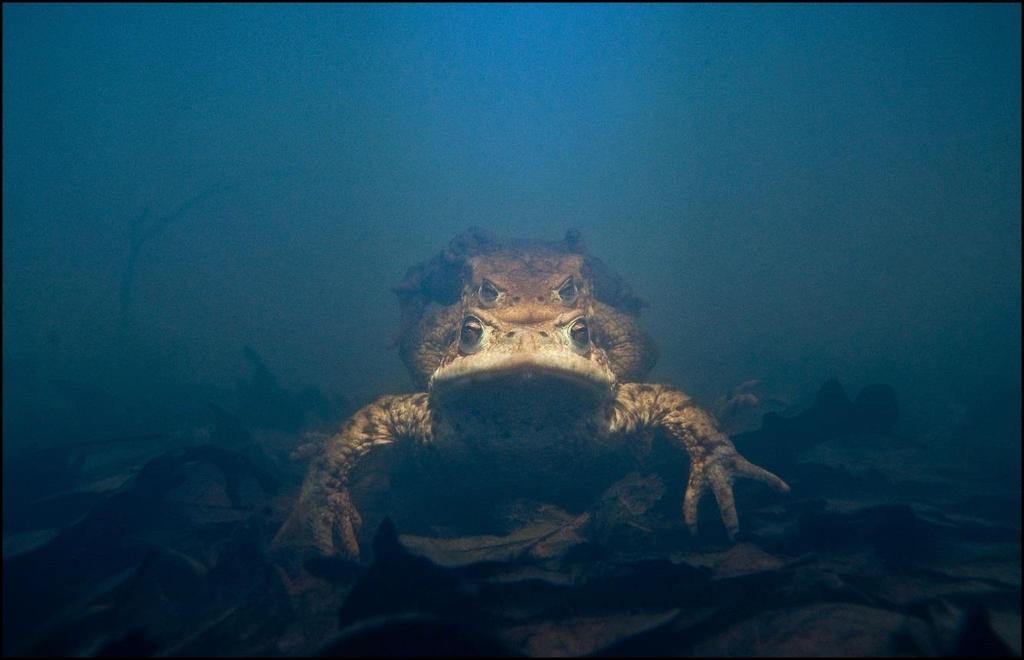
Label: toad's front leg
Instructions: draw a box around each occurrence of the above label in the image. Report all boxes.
[271,393,433,562]
[609,383,789,539]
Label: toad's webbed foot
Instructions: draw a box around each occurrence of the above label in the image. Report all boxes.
[682,443,789,539]
[271,393,433,564]
[611,383,789,540]
[274,463,365,561]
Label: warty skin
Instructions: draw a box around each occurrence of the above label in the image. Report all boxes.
[273,242,789,561]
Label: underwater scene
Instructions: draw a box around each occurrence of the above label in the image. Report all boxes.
[3,4,1020,657]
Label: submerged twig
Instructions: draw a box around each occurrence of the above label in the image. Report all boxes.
[119,182,233,327]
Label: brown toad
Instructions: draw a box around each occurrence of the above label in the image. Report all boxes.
[392,228,658,388]
[273,231,788,560]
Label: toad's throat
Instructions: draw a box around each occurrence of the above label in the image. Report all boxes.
[430,352,614,405]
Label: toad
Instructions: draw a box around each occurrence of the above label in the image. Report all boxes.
[274,231,788,560]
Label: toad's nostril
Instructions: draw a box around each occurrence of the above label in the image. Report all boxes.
[536,296,544,302]
[512,296,521,302]
[506,331,515,337]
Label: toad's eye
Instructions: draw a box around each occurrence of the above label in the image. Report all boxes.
[569,318,590,349]
[478,280,499,306]
[460,316,484,352]
[558,277,578,305]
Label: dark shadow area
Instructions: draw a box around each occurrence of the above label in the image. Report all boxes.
[3,374,1020,656]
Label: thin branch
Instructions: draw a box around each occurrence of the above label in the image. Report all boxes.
[119,182,232,327]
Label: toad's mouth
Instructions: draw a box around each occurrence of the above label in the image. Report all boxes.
[429,352,615,403]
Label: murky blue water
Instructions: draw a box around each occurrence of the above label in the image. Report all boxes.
[3,5,1020,656]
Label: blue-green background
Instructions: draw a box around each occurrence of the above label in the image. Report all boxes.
[3,4,1020,445]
